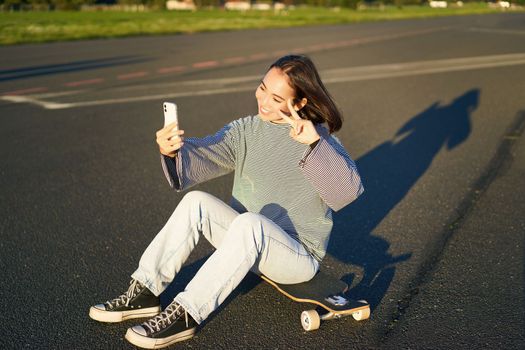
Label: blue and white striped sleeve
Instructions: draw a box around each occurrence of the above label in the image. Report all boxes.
[160,120,241,191]
[299,134,364,212]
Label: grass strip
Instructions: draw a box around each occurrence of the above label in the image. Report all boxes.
[0,4,522,45]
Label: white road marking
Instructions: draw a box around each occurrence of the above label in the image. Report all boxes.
[1,94,74,110]
[2,87,48,95]
[468,27,525,36]
[321,52,525,83]
[116,74,261,92]
[30,90,84,98]
[3,52,525,110]
[1,86,257,110]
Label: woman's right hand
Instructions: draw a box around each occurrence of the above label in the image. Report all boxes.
[156,121,185,158]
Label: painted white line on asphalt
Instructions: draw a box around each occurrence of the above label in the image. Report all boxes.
[117,74,261,92]
[3,52,525,110]
[31,90,84,98]
[1,87,48,96]
[1,94,74,109]
[1,86,257,110]
[322,53,525,83]
[325,59,525,84]
[468,27,525,36]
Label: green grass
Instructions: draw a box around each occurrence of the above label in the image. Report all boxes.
[0,4,522,45]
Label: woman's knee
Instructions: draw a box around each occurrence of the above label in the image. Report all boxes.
[180,190,211,204]
[173,191,216,218]
[231,212,264,227]
[229,212,265,241]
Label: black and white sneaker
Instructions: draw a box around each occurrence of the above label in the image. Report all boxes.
[89,279,161,323]
[125,301,197,349]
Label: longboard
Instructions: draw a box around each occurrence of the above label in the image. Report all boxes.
[261,271,370,331]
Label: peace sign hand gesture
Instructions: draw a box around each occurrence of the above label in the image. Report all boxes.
[278,99,320,145]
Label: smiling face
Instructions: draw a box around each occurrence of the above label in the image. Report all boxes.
[255,67,297,123]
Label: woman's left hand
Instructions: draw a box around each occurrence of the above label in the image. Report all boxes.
[278,99,320,145]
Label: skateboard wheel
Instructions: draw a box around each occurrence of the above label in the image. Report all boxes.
[301,310,320,331]
[352,306,371,321]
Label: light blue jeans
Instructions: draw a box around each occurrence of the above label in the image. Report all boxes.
[132,191,319,324]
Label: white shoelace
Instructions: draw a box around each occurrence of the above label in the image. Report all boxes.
[142,302,188,334]
[106,279,141,308]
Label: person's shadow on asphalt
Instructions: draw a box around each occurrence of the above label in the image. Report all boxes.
[331,89,480,310]
[161,89,479,317]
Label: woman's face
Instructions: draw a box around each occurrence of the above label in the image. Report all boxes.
[255,67,297,123]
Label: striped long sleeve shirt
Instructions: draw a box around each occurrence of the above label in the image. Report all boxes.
[161,115,364,261]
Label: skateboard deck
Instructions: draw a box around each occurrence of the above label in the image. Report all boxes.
[261,271,370,331]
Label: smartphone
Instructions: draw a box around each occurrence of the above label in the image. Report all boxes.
[163,102,178,129]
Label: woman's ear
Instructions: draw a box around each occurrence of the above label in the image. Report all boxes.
[294,98,308,111]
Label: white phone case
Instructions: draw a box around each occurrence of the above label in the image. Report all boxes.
[163,102,178,128]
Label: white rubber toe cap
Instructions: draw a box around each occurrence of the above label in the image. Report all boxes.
[93,304,106,311]
[131,325,147,336]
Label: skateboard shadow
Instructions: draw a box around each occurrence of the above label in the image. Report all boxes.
[330,89,479,310]
[160,89,479,319]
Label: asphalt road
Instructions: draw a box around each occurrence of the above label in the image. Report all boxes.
[1,12,524,349]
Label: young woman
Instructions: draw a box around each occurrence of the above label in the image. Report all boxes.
[89,54,364,349]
